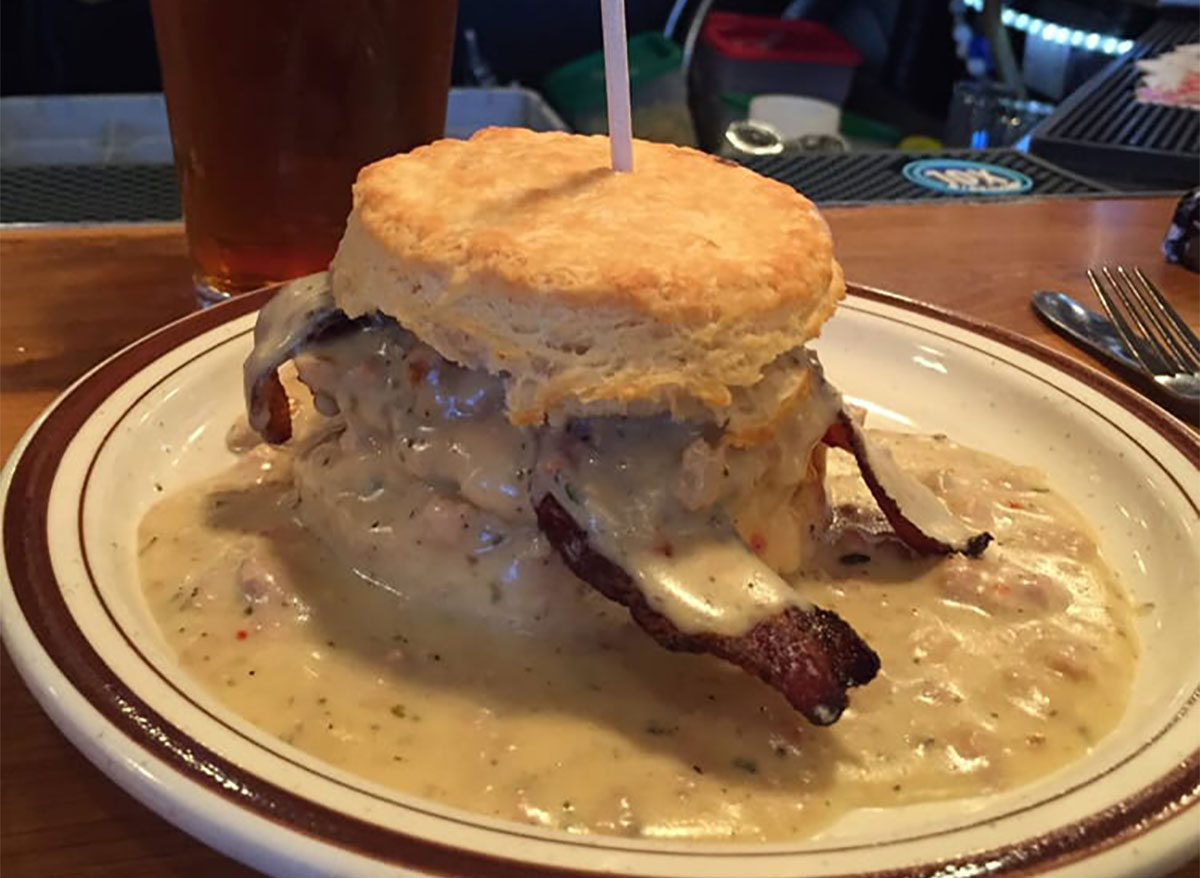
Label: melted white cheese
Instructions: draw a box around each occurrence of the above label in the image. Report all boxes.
[629,538,811,635]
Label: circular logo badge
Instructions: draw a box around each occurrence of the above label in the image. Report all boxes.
[902,158,1033,195]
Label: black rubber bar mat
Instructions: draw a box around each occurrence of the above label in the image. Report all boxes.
[1029,17,1200,187]
[2,149,1107,223]
[740,148,1109,204]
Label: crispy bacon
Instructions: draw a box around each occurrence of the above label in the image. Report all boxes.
[824,411,992,557]
[256,370,295,444]
[535,493,879,725]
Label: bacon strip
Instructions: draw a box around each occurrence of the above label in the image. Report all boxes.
[824,410,992,557]
[535,493,879,725]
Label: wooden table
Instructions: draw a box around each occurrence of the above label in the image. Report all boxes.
[2,198,1196,877]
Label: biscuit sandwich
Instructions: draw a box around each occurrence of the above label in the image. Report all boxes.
[244,128,988,724]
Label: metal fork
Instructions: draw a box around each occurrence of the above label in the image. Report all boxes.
[1087,266,1200,404]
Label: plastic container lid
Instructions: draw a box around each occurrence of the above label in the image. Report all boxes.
[701,13,861,67]
[749,94,841,137]
[543,32,684,115]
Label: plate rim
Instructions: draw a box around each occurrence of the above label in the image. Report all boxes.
[2,284,1197,877]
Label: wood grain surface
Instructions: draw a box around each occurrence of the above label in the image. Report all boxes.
[1,197,1197,878]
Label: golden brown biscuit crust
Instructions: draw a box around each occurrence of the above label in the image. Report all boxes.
[331,127,844,424]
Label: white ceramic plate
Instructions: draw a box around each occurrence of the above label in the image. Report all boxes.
[2,287,1197,878]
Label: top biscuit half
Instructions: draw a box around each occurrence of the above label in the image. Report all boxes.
[330,127,844,425]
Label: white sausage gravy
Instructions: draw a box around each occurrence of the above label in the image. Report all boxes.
[139,354,1137,841]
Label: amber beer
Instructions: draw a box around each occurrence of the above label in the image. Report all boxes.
[151,1,458,302]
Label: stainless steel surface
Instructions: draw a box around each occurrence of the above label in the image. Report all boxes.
[0,94,172,166]
[1032,290,1163,372]
[0,88,567,227]
[0,88,567,170]
[1033,283,1199,425]
[718,120,786,158]
[1129,266,1200,366]
[442,87,567,139]
[1087,265,1200,400]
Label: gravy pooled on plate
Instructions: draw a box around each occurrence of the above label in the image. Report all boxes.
[143,129,1136,840]
[139,414,1137,841]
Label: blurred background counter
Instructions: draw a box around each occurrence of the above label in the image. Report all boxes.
[1,0,1196,222]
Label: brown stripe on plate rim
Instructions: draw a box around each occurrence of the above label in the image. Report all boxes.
[2,285,1197,878]
[76,325,632,840]
[74,291,1200,853]
[64,290,1200,863]
[2,291,592,878]
[848,285,1200,459]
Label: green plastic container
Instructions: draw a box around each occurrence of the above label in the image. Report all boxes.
[543,32,696,146]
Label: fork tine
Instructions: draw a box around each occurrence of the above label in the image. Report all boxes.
[1101,266,1167,363]
[1111,267,1191,374]
[1131,267,1200,369]
[1089,268,1155,373]
[1102,266,1181,372]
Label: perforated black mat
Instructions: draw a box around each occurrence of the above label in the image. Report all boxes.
[0,163,180,223]
[1030,17,1200,187]
[739,148,1108,204]
[0,148,1107,223]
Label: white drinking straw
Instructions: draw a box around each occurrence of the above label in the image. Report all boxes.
[600,0,634,172]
